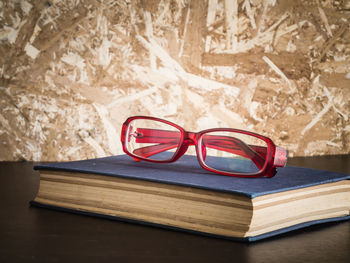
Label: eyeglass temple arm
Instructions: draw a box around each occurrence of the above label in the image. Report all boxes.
[131,128,266,169]
[132,143,178,159]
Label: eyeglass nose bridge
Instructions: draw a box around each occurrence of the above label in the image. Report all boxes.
[171,131,198,162]
[184,131,197,145]
[180,131,208,163]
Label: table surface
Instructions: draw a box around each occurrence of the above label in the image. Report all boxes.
[1,155,350,263]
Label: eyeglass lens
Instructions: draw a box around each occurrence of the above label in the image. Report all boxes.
[199,131,268,174]
[126,119,182,161]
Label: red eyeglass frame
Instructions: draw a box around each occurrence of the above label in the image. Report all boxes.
[121,116,287,178]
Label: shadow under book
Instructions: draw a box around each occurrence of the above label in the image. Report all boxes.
[31,155,350,242]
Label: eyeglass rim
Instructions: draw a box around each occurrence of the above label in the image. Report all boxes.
[121,116,278,178]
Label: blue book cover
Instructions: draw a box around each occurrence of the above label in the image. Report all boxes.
[31,154,350,242]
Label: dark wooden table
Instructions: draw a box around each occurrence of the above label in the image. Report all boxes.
[1,155,350,262]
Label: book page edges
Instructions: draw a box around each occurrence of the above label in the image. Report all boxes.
[34,170,254,238]
[33,170,350,240]
[246,180,350,237]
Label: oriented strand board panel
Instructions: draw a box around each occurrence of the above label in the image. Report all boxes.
[0,0,349,161]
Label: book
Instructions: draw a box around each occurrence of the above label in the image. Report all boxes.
[31,154,350,242]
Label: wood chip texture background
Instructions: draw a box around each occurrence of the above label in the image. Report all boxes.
[0,0,349,161]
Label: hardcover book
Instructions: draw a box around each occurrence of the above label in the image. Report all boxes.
[31,154,350,242]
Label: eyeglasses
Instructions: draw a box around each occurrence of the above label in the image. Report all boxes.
[121,116,288,178]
